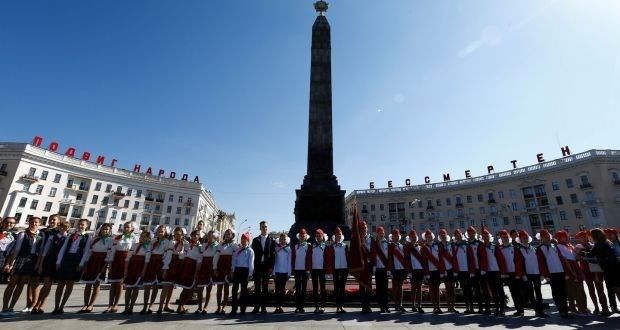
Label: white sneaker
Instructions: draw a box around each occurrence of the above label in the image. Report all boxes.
[21,307,31,313]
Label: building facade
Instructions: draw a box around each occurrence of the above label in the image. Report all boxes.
[345,149,620,236]
[0,142,233,234]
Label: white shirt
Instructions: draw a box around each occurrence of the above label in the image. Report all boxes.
[408,243,424,271]
[557,244,576,261]
[454,243,469,272]
[293,242,310,271]
[468,239,480,269]
[428,244,441,272]
[232,245,254,275]
[539,244,564,274]
[0,230,16,252]
[106,233,138,262]
[439,243,453,271]
[125,242,152,263]
[83,236,113,266]
[13,230,42,256]
[391,242,406,270]
[332,242,348,270]
[482,244,500,272]
[213,241,235,269]
[375,240,388,269]
[260,235,267,262]
[56,231,92,267]
[500,245,515,273]
[273,244,291,275]
[311,242,326,270]
[519,245,540,275]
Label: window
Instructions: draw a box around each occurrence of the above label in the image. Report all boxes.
[446,197,451,206]
[95,182,101,191]
[552,182,559,191]
[580,175,589,185]
[110,210,117,219]
[0,163,6,172]
[43,202,52,212]
[136,190,142,198]
[124,200,129,208]
[127,188,132,196]
[131,214,137,222]
[488,192,495,201]
[105,184,112,193]
[30,200,38,210]
[165,217,170,224]
[426,200,433,208]
[419,212,424,219]
[184,218,189,226]
[174,218,180,225]
[469,208,475,215]
[555,196,564,205]
[590,207,599,217]
[121,212,127,220]
[134,201,140,209]
[371,204,375,211]
[371,215,376,221]
[40,171,48,180]
[168,194,174,202]
[512,202,519,211]
[76,193,83,202]
[560,211,567,220]
[18,197,27,207]
[509,189,516,198]
[492,218,498,227]
[410,212,415,220]
[176,207,181,214]
[116,186,122,193]
[477,194,483,202]
[417,200,423,208]
[178,196,183,203]
[514,215,522,224]
[23,183,31,192]
[185,208,190,215]
[101,197,109,205]
[574,209,582,218]
[585,191,595,201]
[436,199,442,207]
[455,196,462,205]
[498,191,504,199]
[88,208,95,217]
[28,167,36,176]
[49,187,57,197]
[52,173,61,183]
[570,194,578,203]
[91,195,98,204]
[35,185,43,194]
[566,178,574,188]
[166,206,172,213]
[479,207,486,214]
[380,204,384,211]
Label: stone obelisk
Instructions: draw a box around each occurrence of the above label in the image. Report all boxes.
[290,1,348,244]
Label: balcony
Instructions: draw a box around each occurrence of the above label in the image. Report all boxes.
[20,174,39,183]
[155,198,165,203]
[60,198,73,204]
[455,202,464,208]
[113,192,126,200]
[582,199,600,205]
[145,197,154,202]
[185,201,194,207]
[580,183,593,190]
[487,199,497,204]
[58,211,68,217]
[0,170,8,176]
[79,185,89,191]
[74,199,85,205]
[426,205,434,210]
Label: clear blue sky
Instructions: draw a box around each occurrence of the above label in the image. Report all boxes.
[1,1,619,234]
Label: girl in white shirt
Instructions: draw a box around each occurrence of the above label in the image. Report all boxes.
[104,222,138,313]
[213,228,236,314]
[157,227,186,314]
[176,230,203,314]
[79,223,113,313]
[195,230,219,314]
[141,225,170,314]
[272,233,291,314]
[121,231,151,315]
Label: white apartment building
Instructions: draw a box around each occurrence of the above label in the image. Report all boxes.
[345,149,620,236]
[0,142,232,234]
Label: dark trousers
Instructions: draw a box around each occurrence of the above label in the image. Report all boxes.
[481,271,505,311]
[359,267,372,309]
[458,271,474,310]
[468,271,484,310]
[275,273,289,307]
[523,274,544,313]
[505,273,524,312]
[311,269,326,308]
[294,270,308,308]
[375,268,389,309]
[231,267,249,311]
[549,273,568,314]
[333,269,348,308]
[607,279,618,310]
[253,264,270,309]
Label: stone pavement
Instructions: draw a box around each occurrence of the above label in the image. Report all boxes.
[0,283,618,329]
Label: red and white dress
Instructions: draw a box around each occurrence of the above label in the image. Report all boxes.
[213,241,236,284]
[196,242,218,288]
[106,233,138,283]
[160,239,186,285]
[142,237,171,286]
[81,235,112,284]
[575,242,604,282]
[124,242,151,288]
[175,242,203,289]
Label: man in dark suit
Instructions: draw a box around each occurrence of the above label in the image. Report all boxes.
[251,220,275,314]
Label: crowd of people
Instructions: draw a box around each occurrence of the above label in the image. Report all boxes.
[0,215,619,321]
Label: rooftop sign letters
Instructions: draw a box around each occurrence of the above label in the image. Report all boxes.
[369,146,572,189]
[32,136,200,183]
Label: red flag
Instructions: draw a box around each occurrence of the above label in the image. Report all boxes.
[349,207,372,290]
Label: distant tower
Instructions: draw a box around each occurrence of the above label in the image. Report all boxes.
[290,1,348,243]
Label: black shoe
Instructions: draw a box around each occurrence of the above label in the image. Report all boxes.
[240,309,246,315]
[228,310,237,316]
[314,308,320,313]
[397,306,406,312]
[261,307,267,314]
[251,307,260,314]
[362,307,372,314]
[512,311,524,317]
[535,312,549,318]
[417,307,425,314]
